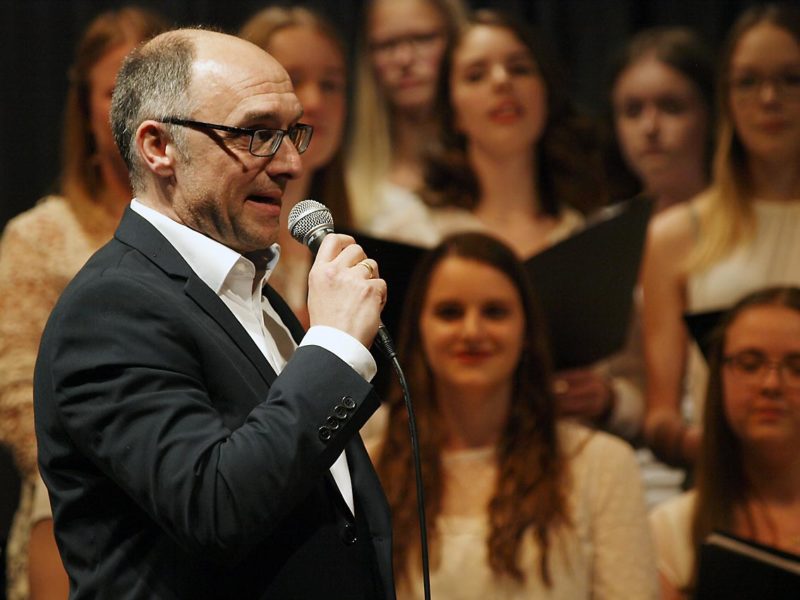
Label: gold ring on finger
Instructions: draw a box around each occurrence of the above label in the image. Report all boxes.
[357,260,374,279]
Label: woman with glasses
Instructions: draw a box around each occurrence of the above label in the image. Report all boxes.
[346,0,466,238]
[642,3,800,470]
[239,6,351,327]
[370,232,657,599]
[650,285,800,599]
[0,8,167,600]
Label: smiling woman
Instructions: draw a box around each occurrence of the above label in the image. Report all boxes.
[368,232,658,599]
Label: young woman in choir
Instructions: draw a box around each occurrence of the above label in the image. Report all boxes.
[642,3,800,469]
[369,232,658,599]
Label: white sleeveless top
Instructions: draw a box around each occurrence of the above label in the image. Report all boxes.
[684,200,800,423]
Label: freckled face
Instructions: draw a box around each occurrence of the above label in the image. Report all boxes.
[420,256,526,395]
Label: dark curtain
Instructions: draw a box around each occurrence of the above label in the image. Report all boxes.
[0,0,759,230]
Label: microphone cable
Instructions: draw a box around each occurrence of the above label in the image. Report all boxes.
[375,340,431,600]
[288,199,432,599]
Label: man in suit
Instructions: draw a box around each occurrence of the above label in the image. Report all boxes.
[33,29,395,599]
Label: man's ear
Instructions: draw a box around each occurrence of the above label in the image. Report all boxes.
[136,121,176,178]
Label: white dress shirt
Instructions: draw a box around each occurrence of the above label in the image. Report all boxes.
[131,199,377,514]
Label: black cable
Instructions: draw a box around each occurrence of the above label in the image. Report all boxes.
[388,353,431,600]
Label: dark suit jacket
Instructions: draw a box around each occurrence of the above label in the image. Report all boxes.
[33,209,395,599]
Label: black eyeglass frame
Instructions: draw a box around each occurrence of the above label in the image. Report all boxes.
[159,117,313,157]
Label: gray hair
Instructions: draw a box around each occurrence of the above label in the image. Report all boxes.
[110,30,197,193]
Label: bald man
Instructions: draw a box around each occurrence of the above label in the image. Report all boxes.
[34,29,394,599]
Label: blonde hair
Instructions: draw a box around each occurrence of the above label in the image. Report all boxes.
[61,7,167,205]
[689,3,800,270]
[346,0,467,228]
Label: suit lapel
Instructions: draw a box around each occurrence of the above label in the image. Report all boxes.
[115,208,279,386]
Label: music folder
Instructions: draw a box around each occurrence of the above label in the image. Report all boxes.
[524,197,652,369]
[343,196,652,371]
[694,531,800,599]
[684,309,726,363]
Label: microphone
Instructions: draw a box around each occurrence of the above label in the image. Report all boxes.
[287,199,397,359]
[289,199,431,600]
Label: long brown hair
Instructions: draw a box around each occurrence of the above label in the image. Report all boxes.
[61,6,167,205]
[690,285,800,592]
[375,232,568,585]
[239,6,353,227]
[689,3,800,270]
[422,9,608,217]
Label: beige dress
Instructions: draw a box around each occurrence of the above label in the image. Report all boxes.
[370,422,659,599]
[0,194,120,600]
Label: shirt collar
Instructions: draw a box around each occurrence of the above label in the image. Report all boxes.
[130,198,281,294]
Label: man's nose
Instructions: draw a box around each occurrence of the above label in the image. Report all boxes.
[266,136,303,180]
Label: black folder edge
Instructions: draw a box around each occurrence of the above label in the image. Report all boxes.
[683,310,726,363]
[343,196,653,371]
[694,530,800,600]
[703,531,800,575]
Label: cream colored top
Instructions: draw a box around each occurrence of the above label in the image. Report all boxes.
[648,491,696,591]
[365,180,585,250]
[372,422,658,599]
[684,200,800,424]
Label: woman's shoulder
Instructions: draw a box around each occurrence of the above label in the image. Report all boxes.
[4,195,74,233]
[649,197,703,247]
[557,421,637,467]
[1,195,79,248]
[649,489,696,526]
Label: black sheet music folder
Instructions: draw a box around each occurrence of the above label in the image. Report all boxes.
[344,196,652,370]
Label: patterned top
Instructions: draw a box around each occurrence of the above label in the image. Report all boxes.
[0,194,120,600]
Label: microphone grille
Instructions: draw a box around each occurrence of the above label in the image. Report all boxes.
[287,199,333,243]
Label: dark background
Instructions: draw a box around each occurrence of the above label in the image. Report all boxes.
[0,0,760,231]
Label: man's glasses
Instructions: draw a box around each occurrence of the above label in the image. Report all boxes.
[729,71,800,102]
[160,118,313,158]
[724,349,800,388]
